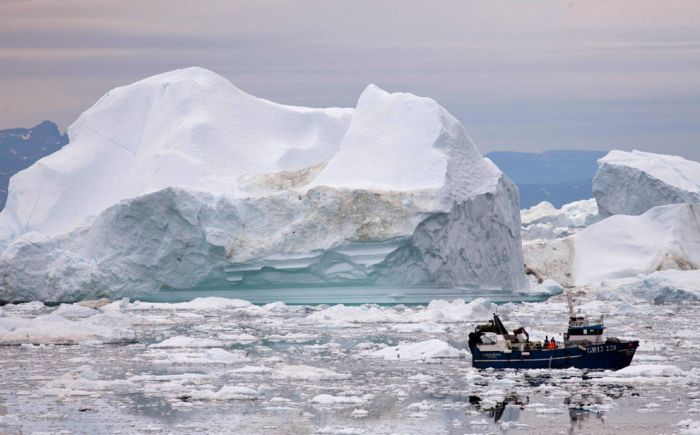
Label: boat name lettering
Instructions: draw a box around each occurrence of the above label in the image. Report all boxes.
[587,345,617,353]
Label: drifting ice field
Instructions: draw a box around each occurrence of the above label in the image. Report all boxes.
[1,290,699,434]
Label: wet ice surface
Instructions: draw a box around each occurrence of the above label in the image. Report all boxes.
[1,293,698,434]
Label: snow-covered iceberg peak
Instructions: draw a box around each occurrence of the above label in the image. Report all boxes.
[0,68,526,302]
[312,84,500,202]
[593,150,700,217]
[0,67,354,240]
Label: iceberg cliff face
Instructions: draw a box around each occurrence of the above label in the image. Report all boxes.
[0,68,526,302]
[593,150,700,217]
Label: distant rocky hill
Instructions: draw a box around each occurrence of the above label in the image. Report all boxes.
[0,121,68,209]
[486,150,607,208]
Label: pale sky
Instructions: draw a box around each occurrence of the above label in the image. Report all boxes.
[1,0,699,159]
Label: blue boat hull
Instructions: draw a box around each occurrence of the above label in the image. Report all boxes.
[470,341,639,370]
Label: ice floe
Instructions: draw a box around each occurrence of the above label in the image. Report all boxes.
[0,311,136,345]
[367,339,465,361]
[271,364,350,380]
[305,298,497,326]
[149,335,225,348]
[146,348,250,365]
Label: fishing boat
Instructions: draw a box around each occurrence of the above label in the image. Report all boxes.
[468,296,638,370]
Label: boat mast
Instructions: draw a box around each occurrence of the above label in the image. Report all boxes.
[566,291,575,318]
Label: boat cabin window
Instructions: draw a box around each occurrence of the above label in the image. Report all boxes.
[568,327,603,336]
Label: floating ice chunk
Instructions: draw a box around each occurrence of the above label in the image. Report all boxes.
[310,394,368,405]
[415,298,497,322]
[216,332,257,344]
[0,414,20,425]
[639,402,661,413]
[265,332,318,343]
[676,419,700,435]
[0,312,136,345]
[407,401,435,411]
[390,322,447,333]
[150,335,224,348]
[271,364,350,380]
[315,426,366,434]
[148,348,250,365]
[368,339,465,361]
[613,364,684,378]
[52,303,100,319]
[351,409,369,419]
[521,278,564,297]
[469,419,490,426]
[261,301,289,313]
[535,407,564,415]
[190,385,260,401]
[121,297,254,312]
[595,364,687,384]
[15,301,45,311]
[306,298,496,326]
[305,304,396,324]
[408,374,436,383]
[205,348,249,363]
[41,365,134,398]
[269,397,294,404]
[129,373,209,383]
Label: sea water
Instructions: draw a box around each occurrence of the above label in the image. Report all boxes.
[0,292,697,434]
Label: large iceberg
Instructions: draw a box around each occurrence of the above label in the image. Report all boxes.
[0,68,526,302]
[593,150,700,217]
[524,203,700,286]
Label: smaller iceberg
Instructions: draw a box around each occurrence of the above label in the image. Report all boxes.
[594,150,700,217]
